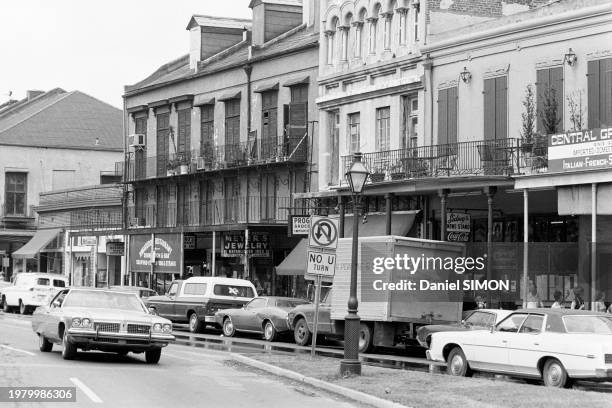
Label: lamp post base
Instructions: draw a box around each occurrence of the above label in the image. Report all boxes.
[339,359,362,376]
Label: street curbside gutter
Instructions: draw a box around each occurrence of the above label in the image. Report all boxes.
[230,353,410,408]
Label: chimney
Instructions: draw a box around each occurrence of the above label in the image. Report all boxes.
[26,90,44,101]
[302,0,320,32]
[187,15,252,69]
[250,0,303,46]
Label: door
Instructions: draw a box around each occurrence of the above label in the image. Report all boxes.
[42,289,69,341]
[152,282,179,320]
[506,313,546,376]
[233,297,267,331]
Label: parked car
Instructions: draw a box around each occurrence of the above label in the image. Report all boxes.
[145,277,257,333]
[427,308,612,388]
[416,309,514,348]
[1,273,68,314]
[215,296,310,341]
[109,285,158,300]
[31,288,174,363]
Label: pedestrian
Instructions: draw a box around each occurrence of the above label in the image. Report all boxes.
[551,290,564,309]
[570,286,585,310]
[525,281,543,308]
[594,291,606,313]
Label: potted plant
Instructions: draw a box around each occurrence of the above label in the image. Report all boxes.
[519,84,536,162]
[390,162,405,180]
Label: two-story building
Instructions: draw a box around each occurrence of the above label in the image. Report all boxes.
[122,0,320,296]
[0,88,123,280]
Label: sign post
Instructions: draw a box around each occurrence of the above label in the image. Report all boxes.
[311,274,322,358]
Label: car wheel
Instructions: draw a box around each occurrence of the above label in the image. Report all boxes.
[19,300,27,315]
[38,334,53,352]
[358,323,373,353]
[447,347,472,377]
[222,317,236,337]
[188,312,205,333]
[543,358,571,388]
[61,331,77,360]
[1,296,9,313]
[293,318,311,346]
[263,321,277,342]
[145,348,161,364]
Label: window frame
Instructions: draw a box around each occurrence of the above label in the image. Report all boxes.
[348,112,361,154]
[4,172,27,216]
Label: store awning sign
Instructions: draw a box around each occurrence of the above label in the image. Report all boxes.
[548,128,612,172]
[129,234,180,273]
[446,212,470,242]
[222,232,271,258]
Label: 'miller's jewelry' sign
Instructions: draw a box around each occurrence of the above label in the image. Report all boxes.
[222,232,271,257]
[548,128,612,172]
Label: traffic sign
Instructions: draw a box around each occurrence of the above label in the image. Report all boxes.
[308,216,339,249]
[306,250,336,277]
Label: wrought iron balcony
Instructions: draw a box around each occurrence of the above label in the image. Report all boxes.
[340,138,524,185]
[120,136,308,182]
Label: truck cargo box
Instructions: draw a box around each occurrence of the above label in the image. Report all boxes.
[330,236,465,324]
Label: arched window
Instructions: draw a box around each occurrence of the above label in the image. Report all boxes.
[326,16,340,65]
[369,3,382,54]
[341,13,352,61]
[354,8,367,59]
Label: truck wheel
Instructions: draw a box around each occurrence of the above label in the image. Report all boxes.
[19,300,28,315]
[222,317,236,337]
[447,347,472,377]
[543,358,571,388]
[1,296,9,313]
[263,321,277,342]
[358,323,373,353]
[145,348,162,364]
[39,334,53,352]
[189,312,205,333]
[61,331,77,360]
[294,318,311,346]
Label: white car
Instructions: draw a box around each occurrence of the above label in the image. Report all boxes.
[427,308,612,388]
[1,273,68,314]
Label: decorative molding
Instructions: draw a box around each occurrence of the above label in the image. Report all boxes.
[586,49,612,60]
[337,25,350,32]
[437,79,458,89]
[535,58,563,69]
[483,64,510,79]
[366,17,378,23]
[351,20,364,28]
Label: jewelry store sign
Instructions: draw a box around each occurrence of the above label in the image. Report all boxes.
[222,232,271,258]
[548,128,612,172]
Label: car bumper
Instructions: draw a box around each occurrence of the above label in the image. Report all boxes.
[595,369,612,378]
[67,329,175,348]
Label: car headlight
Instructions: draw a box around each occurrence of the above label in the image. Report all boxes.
[81,318,92,328]
[162,324,172,333]
[71,318,81,327]
[71,318,93,329]
[152,323,163,332]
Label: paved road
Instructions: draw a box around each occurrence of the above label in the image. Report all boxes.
[0,314,358,408]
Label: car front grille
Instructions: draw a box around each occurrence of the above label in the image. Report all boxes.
[127,324,150,334]
[605,354,612,364]
[94,323,120,333]
[97,337,119,343]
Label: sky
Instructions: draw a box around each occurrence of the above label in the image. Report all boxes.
[0,0,252,109]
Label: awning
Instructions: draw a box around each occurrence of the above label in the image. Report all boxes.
[12,229,61,259]
[276,239,308,276]
[343,210,419,237]
[218,90,242,101]
[283,76,310,87]
[254,81,279,93]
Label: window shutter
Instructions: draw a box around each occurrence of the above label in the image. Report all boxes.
[601,58,612,127]
[437,88,448,145]
[588,60,600,129]
[448,86,458,145]
[536,68,550,133]
[550,67,564,131]
[495,76,507,140]
[483,78,495,140]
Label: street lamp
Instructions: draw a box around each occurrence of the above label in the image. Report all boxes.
[340,152,369,376]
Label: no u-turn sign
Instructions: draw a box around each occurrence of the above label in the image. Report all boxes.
[306,250,336,277]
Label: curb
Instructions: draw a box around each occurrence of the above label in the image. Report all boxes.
[230,353,409,408]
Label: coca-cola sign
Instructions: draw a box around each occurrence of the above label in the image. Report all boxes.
[447,212,471,242]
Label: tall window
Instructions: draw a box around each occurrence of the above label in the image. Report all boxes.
[376,107,391,151]
[261,91,278,160]
[286,85,308,157]
[588,58,612,128]
[536,67,563,134]
[437,87,458,146]
[4,172,26,216]
[134,115,147,179]
[348,112,360,154]
[134,187,145,221]
[329,111,340,184]
[354,22,363,58]
[156,185,168,227]
[224,98,241,163]
[156,111,170,177]
[177,108,191,157]
[326,30,335,65]
[368,18,378,54]
[200,104,214,161]
[398,9,407,45]
[383,13,392,50]
[340,26,348,61]
[483,76,507,141]
[414,5,420,42]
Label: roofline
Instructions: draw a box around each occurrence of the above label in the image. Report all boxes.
[0,142,123,152]
[0,89,71,133]
[123,37,318,98]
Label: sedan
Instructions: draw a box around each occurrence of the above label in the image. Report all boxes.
[32,288,175,364]
[417,309,513,348]
[427,308,612,388]
[215,296,310,341]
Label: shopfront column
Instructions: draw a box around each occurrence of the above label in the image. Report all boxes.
[439,189,449,241]
[522,189,529,309]
[591,183,597,309]
[485,186,497,306]
[385,193,393,235]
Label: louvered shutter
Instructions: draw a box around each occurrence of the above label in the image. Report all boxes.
[437,88,448,145]
[483,78,495,141]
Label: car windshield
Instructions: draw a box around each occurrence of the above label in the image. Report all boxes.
[563,315,612,334]
[465,311,495,327]
[63,291,145,312]
[276,299,309,308]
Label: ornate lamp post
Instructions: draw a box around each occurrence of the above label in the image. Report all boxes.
[340,152,369,376]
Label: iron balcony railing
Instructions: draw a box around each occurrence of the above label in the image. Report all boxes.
[128,196,291,229]
[341,138,524,185]
[121,135,308,182]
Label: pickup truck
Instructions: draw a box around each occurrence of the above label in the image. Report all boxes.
[145,276,257,333]
[287,236,466,353]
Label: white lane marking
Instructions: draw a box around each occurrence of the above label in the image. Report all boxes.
[0,344,35,356]
[70,377,103,404]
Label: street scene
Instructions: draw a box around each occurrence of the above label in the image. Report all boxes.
[1,0,612,407]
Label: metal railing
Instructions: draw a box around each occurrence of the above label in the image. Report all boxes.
[128,196,291,229]
[341,138,522,185]
[121,135,308,182]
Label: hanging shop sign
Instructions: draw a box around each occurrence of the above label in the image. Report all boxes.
[129,234,180,273]
[288,215,310,237]
[548,128,612,173]
[222,232,271,258]
[446,212,471,242]
[80,236,97,246]
[183,235,196,250]
[106,241,125,256]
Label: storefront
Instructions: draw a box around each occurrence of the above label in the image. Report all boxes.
[129,233,182,294]
[66,234,126,288]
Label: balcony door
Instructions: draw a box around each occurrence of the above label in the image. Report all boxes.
[156,112,170,177]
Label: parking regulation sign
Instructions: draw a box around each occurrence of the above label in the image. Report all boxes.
[306,250,336,278]
[308,216,339,250]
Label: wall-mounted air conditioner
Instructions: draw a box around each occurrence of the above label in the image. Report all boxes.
[196,157,207,170]
[128,134,146,148]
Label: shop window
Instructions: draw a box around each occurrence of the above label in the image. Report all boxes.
[4,172,27,216]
